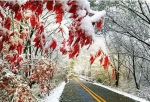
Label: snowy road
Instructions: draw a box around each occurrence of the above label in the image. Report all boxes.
[73,77,138,102]
[43,77,148,102]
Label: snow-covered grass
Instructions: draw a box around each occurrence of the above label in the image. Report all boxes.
[41,82,66,102]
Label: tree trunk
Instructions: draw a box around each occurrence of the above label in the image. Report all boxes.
[115,53,120,87]
[132,51,140,89]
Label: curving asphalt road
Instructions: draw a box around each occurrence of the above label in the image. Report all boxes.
[72,77,137,102]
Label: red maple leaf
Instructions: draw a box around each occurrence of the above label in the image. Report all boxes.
[2,33,10,42]
[97,50,102,56]
[5,55,13,62]
[60,39,67,55]
[17,63,21,69]
[102,56,110,69]
[67,31,74,46]
[69,5,78,13]
[36,3,43,16]
[11,3,20,12]
[14,10,23,21]
[90,55,95,65]
[0,1,5,7]
[69,13,78,19]
[22,1,31,10]
[20,33,25,38]
[97,20,103,31]
[33,32,45,50]
[53,2,64,23]
[9,45,16,52]
[17,43,23,55]
[89,50,102,65]
[69,43,80,58]
[33,37,41,49]
[45,48,49,55]
[50,38,57,50]
[17,56,23,63]
[30,1,39,12]
[4,17,11,30]
[99,57,103,64]
[85,36,92,45]
[12,54,18,62]
[56,14,63,23]
[46,1,53,11]
[30,14,37,27]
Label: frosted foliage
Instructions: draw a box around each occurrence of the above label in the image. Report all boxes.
[90,10,106,22]
[16,0,28,5]
[77,9,87,18]
[80,16,95,37]
[59,0,69,11]
[90,37,107,55]
[76,0,90,11]
[5,0,27,6]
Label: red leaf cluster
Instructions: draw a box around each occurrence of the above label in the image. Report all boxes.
[33,24,46,50]
[54,2,64,23]
[0,1,23,21]
[45,38,57,55]
[60,17,93,58]
[68,0,79,19]
[27,59,57,95]
[99,55,110,70]
[20,28,29,40]
[46,1,64,23]
[103,56,110,68]
[90,50,101,65]
[23,1,43,16]
[5,54,23,70]
[0,69,33,102]
[60,39,67,55]
[90,50,110,69]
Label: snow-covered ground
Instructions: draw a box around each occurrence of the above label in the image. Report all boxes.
[41,82,66,102]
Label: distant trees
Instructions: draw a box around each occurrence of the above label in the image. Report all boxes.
[90,0,150,89]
